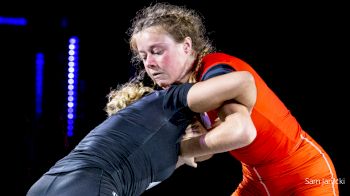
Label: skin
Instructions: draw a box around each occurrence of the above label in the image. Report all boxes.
[134,26,257,166]
[176,118,209,168]
[134,27,196,88]
[177,71,257,166]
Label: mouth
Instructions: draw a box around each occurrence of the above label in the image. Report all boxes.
[152,72,162,78]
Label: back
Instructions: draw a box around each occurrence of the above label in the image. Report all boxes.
[46,83,195,195]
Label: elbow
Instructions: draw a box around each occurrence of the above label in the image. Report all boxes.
[239,71,255,88]
[239,119,256,147]
[225,113,257,149]
[241,71,257,114]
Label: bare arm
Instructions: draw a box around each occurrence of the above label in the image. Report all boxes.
[179,71,257,162]
[180,102,256,158]
[187,71,256,114]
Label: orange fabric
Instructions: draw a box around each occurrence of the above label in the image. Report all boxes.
[198,53,339,195]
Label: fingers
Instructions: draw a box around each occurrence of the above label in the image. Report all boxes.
[179,156,198,168]
[184,157,197,168]
[210,117,222,129]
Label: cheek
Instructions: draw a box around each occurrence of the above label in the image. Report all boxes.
[161,55,181,76]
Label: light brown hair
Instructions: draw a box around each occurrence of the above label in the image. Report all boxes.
[128,2,215,83]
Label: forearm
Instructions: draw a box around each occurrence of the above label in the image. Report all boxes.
[180,107,256,158]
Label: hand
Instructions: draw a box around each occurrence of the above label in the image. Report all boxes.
[177,118,212,168]
[176,155,197,168]
[182,119,208,141]
[210,117,222,129]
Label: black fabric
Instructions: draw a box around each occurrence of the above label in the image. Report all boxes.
[201,64,235,80]
[28,83,195,196]
[27,168,118,196]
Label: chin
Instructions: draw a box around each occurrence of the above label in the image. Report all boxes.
[156,80,171,89]
[158,83,170,89]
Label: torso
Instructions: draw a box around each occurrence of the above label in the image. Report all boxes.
[46,83,194,195]
[199,53,304,165]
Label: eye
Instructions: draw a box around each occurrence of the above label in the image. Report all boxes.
[152,48,163,55]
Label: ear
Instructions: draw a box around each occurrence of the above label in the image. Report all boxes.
[183,37,192,54]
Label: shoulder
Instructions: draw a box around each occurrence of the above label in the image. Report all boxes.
[202,52,238,64]
[163,83,194,109]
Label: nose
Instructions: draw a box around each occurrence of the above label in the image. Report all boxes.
[144,55,156,69]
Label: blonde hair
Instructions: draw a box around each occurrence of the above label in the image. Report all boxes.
[105,82,154,116]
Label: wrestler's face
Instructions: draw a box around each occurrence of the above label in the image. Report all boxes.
[134,27,195,88]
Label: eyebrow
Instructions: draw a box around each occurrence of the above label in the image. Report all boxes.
[138,43,167,53]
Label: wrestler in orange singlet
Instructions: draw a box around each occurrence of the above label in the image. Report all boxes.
[198,52,339,196]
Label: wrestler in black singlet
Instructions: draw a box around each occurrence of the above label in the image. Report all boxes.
[27,83,195,196]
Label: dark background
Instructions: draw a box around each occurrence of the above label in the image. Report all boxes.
[1,0,348,195]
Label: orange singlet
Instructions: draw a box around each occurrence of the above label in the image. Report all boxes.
[198,53,339,196]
